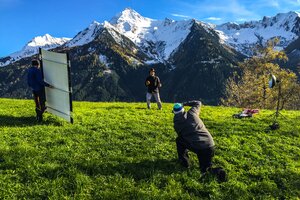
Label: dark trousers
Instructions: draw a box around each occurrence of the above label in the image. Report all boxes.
[33,89,46,121]
[176,136,215,173]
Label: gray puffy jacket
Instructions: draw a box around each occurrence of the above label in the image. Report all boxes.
[173,101,215,150]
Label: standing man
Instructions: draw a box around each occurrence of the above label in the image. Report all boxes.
[173,100,227,182]
[145,68,162,110]
[27,59,53,122]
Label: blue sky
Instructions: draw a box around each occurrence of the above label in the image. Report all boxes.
[1,0,300,57]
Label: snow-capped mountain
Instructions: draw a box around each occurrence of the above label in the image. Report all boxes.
[0,34,71,67]
[3,9,300,67]
[110,8,194,61]
[109,8,152,44]
[216,11,300,55]
[65,21,102,48]
[65,8,194,62]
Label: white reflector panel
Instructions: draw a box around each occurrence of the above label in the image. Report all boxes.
[40,48,73,123]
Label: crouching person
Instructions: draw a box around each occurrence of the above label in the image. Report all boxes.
[173,100,226,182]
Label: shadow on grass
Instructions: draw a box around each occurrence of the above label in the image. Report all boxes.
[105,106,128,110]
[135,108,147,110]
[105,106,147,110]
[0,115,62,127]
[76,158,185,181]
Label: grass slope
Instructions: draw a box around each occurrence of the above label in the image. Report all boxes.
[0,98,299,199]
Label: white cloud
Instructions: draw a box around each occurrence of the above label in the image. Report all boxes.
[257,0,280,8]
[170,0,300,24]
[178,0,255,16]
[173,0,260,21]
[236,18,247,22]
[205,17,222,21]
[171,13,190,18]
[270,0,280,7]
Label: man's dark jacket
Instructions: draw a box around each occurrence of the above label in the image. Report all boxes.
[173,101,215,150]
[27,66,49,92]
[145,75,161,93]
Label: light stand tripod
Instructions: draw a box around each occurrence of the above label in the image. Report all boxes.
[269,79,286,130]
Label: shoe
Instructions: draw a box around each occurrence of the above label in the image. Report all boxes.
[210,167,227,183]
[216,168,227,183]
[178,160,190,169]
[36,115,43,123]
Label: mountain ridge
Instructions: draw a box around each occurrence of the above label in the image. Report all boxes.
[2,9,300,66]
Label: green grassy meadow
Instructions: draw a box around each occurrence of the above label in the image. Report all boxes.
[0,98,299,199]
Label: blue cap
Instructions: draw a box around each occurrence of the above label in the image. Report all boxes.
[173,103,183,113]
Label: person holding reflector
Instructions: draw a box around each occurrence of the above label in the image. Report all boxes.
[27,59,53,122]
[173,101,226,182]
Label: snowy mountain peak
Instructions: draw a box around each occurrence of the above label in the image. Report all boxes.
[216,11,300,56]
[273,11,300,20]
[65,21,103,48]
[0,34,70,67]
[89,21,100,28]
[109,8,153,41]
[110,8,149,25]
[27,34,70,48]
[64,8,195,62]
[261,11,300,29]
[219,11,300,32]
[108,8,195,61]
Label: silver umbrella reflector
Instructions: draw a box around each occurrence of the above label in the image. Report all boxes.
[269,74,277,88]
